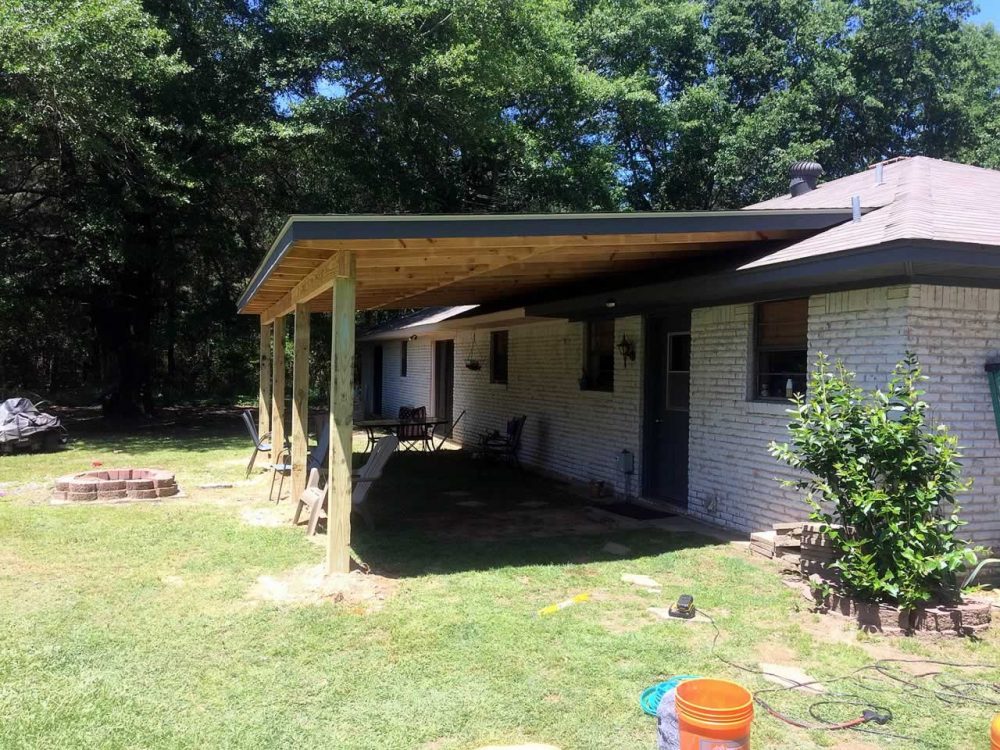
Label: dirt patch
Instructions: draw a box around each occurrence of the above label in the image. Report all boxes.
[240,507,286,527]
[755,640,798,663]
[599,611,646,634]
[829,741,880,750]
[246,564,397,610]
[796,612,929,668]
[419,739,455,750]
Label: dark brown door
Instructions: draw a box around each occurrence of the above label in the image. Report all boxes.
[643,312,691,506]
[433,340,455,434]
[372,345,383,416]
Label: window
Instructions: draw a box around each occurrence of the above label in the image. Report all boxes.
[755,298,808,399]
[582,319,615,392]
[490,330,509,384]
[400,340,408,377]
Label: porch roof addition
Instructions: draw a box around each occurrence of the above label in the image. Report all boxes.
[237,209,855,321]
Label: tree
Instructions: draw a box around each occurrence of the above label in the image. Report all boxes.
[2,0,1000,411]
[267,0,621,214]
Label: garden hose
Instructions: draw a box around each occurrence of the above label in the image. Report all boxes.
[639,675,699,716]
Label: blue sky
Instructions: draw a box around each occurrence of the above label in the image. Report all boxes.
[974,0,1000,26]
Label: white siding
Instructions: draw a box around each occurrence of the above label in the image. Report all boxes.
[451,317,643,497]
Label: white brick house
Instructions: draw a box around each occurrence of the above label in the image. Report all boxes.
[356,158,1000,552]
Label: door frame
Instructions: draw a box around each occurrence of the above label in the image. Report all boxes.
[432,339,455,432]
[641,309,692,505]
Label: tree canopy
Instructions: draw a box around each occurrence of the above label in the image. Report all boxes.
[1,0,998,412]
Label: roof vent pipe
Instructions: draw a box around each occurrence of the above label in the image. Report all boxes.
[789,160,824,197]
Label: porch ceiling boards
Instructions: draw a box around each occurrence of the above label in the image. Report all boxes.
[238,209,855,321]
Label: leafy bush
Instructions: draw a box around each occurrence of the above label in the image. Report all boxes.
[769,353,976,609]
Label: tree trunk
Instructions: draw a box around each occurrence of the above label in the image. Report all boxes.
[93,284,157,419]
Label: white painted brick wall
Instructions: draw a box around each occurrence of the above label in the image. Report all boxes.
[451,317,643,497]
[907,285,1000,549]
[377,338,433,417]
[687,303,804,531]
[358,282,999,550]
[687,284,999,550]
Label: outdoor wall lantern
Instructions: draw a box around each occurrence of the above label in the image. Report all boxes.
[616,333,636,367]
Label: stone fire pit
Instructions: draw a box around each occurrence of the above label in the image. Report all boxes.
[53,468,179,502]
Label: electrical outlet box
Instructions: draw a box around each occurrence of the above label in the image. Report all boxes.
[616,449,635,475]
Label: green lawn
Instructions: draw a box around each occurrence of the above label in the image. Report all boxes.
[1,412,998,749]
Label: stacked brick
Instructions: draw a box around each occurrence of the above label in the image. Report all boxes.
[799,523,841,578]
[52,469,178,502]
[750,521,845,582]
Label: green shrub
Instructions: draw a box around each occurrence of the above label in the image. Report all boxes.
[769,353,976,609]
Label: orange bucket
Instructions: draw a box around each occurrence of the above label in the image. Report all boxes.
[990,712,1000,750]
[674,677,754,750]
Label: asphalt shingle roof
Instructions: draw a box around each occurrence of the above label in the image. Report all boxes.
[743,156,1000,268]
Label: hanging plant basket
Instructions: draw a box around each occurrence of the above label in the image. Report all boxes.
[464,333,482,371]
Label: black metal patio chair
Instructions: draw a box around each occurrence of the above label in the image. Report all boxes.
[478,415,526,469]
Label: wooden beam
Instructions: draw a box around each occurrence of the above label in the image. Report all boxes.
[327,252,357,574]
[270,315,287,493]
[261,251,353,324]
[258,320,272,457]
[291,303,311,503]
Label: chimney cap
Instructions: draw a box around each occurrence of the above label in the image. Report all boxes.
[789,160,824,197]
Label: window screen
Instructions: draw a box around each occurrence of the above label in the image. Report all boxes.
[583,319,614,392]
[755,298,808,399]
[490,330,509,384]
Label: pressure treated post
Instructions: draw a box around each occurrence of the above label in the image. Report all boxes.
[258,320,272,456]
[328,252,356,574]
[271,315,287,486]
[291,303,311,502]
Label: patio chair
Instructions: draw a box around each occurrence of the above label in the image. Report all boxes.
[478,415,527,469]
[242,410,288,478]
[295,435,399,535]
[396,405,432,451]
[270,419,330,503]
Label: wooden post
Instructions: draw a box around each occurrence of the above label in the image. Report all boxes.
[291,303,311,502]
[328,252,356,574]
[271,315,287,482]
[258,320,272,456]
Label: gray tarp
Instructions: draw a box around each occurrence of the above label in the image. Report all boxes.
[0,398,62,444]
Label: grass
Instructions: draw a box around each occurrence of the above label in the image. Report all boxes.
[1,409,998,749]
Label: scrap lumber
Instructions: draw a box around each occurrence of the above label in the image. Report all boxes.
[750,530,776,559]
